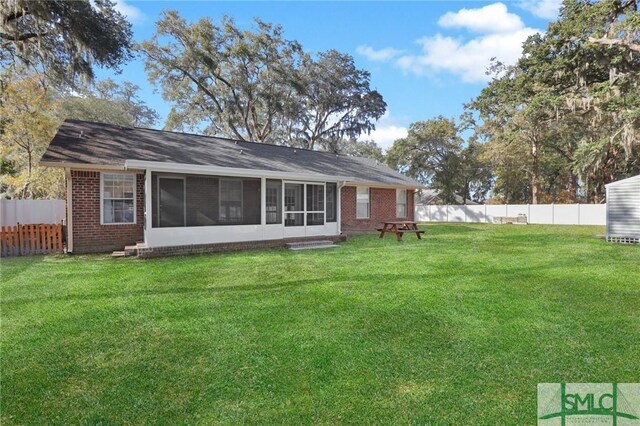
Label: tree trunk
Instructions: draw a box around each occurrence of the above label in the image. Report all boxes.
[531,137,541,204]
[568,173,578,201]
[22,148,33,199]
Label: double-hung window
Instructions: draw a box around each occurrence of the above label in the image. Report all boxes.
[219,179,243,223]
[101,173,135,224]
[356,187,370,219]
[396,189,407,218]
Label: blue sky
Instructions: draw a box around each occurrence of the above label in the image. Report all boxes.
[99,0,561,150]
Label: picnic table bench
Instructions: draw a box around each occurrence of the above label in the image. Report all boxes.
[377,221,425,242]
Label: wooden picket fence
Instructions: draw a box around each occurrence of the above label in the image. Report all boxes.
[1,223,64,256]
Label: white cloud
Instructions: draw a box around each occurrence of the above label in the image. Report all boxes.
[360,112,408,150]
[368,125,408,149]
[356,45,402,61]
[438,3,525,33]
[396,27,539,83]
[354,3,542,84]
[112,0,145,23]
[519,0,562,19]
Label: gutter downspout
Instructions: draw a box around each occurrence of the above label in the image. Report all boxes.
[65,167,73,253]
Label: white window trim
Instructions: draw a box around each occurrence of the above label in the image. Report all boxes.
[218,178,244,223]
[100,172,137,225]
[396,189,408,218]
[356,186,370,219]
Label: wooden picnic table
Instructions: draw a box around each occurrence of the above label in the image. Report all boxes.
[377,221,425,242]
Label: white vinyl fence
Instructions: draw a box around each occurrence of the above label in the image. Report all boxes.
[415,203,606,226]
[0,199,65,226]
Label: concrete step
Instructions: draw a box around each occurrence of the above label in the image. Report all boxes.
[111,251,127,258]
[124,245,138,256]
[287,240,339,251]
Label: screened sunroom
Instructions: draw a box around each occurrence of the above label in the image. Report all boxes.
[139,164,342,248]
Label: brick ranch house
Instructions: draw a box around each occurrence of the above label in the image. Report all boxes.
[41,119,422,256]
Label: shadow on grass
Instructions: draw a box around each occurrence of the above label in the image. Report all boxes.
[1,257,600,307]
[2,270,451,305]
[0,255,46,281]
[421,224,485,234]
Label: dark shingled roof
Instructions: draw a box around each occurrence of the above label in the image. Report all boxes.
[42,119,422,188]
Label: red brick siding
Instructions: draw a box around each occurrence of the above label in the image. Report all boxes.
[71,170,144,253]
[340,186,414,232]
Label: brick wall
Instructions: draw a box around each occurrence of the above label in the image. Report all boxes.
[69,172,414,252]
[71,170,144,253]
[340,186,414,232]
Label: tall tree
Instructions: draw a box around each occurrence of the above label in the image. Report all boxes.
[457,141,494,204]
[468,58,563,204]
[468,0,640,203]
[386,117,462,185]
[0,77,63,199]
[555,0,640,201]
[335,139,385,163]
[387,117,493,204]
[0,0,133,87]
[141,12,302,143]
[289,50,386,150]
[140,12,386,148]
[59,79,159,127]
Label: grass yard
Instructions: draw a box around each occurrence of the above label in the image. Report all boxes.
[1,224,639,424]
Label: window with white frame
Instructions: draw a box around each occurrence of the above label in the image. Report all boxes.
[219,179,243,223]
[356,187,370,219]
[101,173,135,224]
[396,189,407,218]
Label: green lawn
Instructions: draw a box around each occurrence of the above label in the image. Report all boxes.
[2,224,639,424]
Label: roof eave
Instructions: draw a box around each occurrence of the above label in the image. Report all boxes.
[124,159,355,182]
[40,159,423,189]
[344,180,424,190]
[39,161,128,171]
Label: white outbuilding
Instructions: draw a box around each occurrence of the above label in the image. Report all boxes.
[605,174,640,243]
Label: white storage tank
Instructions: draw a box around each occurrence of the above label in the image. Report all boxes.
[606,174,640,243]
